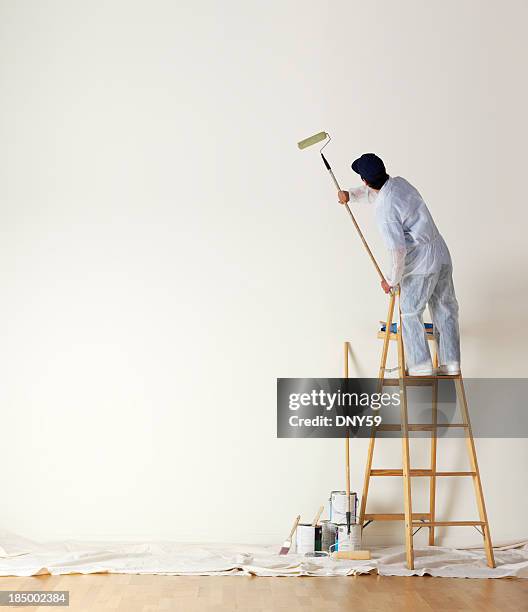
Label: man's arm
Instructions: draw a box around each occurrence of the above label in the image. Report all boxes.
[379,221,407,289]
[387,247,407,286]
[337,191,406,293]
[337,186,372,205]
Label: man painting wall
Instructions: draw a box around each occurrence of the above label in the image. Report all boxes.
[338,154,460,377]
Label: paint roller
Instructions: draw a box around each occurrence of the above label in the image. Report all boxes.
[297,131,386,284]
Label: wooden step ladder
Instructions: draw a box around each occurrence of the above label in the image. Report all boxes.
[357,289,495,570]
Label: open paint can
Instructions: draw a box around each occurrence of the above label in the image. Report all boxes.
[295,524,322,555]
[336,524,362,551]
[329,490,358,525]
[321,520,339,552]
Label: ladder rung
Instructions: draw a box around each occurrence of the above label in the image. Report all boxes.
[364,513,431,521]
[382,379,434,387]
[377,331,436,342]
[381,376,460,387]
[412,521,485,527]
[405,375,460,380]
[370,469,476,477]
[378,423,468,431]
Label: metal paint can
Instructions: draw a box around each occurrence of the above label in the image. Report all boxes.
[329,491,358,525]
[295,524,322,555]
[336,524,362,551]
[321,520,339,552]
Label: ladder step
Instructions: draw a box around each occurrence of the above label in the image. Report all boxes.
[364,513,431,521]
[377,331,435,342]
[379,423,468,431]
[412,521,485,527]
[370,469,476,477]
[382,376,460,387]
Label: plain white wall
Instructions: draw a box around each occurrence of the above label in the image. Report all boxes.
[1,0,526,546]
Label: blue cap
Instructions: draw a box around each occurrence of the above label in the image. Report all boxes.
[351,153,386,182]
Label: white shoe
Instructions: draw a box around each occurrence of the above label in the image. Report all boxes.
[438,363,461,376]
[407,363,434,376]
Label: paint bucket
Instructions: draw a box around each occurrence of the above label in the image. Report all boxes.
[336,524,362,551]
[329,490,358,525]
[321,520,339,552]
[295,524,322,555]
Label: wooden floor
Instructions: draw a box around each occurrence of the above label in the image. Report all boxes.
[0,574,526,611]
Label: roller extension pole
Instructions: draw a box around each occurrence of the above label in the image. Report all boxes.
[298,131,386,283]
[320,152,386,283]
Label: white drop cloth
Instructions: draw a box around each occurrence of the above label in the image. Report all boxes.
[1,531,527,579]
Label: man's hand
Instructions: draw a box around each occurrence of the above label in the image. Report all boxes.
[381,279,392,294]
[338,190,349,204]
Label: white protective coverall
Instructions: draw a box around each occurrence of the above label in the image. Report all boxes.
[348,176,460,371]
